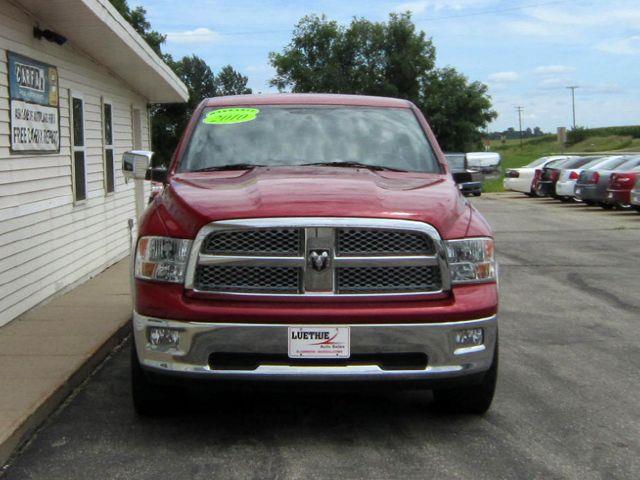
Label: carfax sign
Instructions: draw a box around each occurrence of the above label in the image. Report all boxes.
[7,52,60,153]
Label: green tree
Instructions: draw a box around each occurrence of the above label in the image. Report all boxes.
[270,13,434,98]
[419,68,496,152]
[216,65,253,96]
[270,13,496,151]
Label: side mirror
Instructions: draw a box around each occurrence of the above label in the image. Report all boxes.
[146,166,168,184]
[122,150,153,180]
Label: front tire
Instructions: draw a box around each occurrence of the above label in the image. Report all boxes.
[433,337,498,415]
[131,343,176,416]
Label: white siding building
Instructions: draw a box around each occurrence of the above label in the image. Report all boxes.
[0,0,188,326]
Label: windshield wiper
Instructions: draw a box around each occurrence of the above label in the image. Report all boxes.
[191,163,265,172]
[300,161,408,172]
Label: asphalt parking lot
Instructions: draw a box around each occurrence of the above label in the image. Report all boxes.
[2,193,640,480]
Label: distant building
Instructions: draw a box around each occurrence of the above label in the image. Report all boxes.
[0,0,188,326]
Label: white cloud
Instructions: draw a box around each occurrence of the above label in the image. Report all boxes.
[534,65,576,75]
[597,36,640,55]
[395,0,492,14]
[488,71,519,83]
[505,2,640,40]
[166,27,221,44]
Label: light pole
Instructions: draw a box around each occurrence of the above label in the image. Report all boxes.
[515,106,524,148]
[567,86,578,129]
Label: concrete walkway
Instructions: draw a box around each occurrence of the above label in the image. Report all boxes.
[0,258,132,466]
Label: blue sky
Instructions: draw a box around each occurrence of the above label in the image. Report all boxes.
[138,0,640,132]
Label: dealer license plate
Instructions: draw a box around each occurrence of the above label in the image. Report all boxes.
[288,327,350,358]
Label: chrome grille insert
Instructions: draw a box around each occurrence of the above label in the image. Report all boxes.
[186,218,450,297]
[195,265,301,293]
[336,266,441,293]
[202,228,302,256]
[336,228,434,256]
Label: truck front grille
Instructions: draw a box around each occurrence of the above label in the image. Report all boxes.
[336,228,434,256]
[202,228,303,256]
[190,219,447,296]
[195,265,301,293]
[336,266,441,294]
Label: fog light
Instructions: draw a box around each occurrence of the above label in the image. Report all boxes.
[148,327,181,347]
[455,328,483,347]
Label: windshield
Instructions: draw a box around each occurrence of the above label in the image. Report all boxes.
[546,157,576,169]
[528,156,557,168]
[559,157,595,169]
[615,156,640,171]
[578,157,605,169]
[179,106,441,173]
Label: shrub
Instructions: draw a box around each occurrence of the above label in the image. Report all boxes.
[567,125,640,145]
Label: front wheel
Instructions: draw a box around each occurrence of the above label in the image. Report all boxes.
[433,337,498,415]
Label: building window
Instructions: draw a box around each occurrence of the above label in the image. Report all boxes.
[103,102,115,194]
[71,95,86,202]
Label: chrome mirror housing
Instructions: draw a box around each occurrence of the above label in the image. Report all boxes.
[122,150,153,180]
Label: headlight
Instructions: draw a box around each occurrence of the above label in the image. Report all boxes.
[135,236,192,283]
[445,237,496,284]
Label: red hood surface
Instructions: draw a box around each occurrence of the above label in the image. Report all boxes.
[149,166,475,240]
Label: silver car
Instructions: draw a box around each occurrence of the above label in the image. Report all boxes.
[575,156,640,207]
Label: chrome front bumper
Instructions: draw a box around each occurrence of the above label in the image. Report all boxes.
[133,312,497,382]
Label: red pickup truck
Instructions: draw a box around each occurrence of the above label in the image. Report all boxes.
[123,94,499,416]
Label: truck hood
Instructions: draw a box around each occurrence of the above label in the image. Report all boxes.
[153,166,473,239]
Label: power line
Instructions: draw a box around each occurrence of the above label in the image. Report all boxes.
[203,0,578,37]
[416,0,576,22]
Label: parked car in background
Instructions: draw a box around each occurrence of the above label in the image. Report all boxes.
[576,156,640,207]
[466,152,501,179]
[630,178,640,213]
[605,165,640,208]
[444,153,483,196]
[555,156,628,201]
[536,156,595,197]
[504,155,575,196]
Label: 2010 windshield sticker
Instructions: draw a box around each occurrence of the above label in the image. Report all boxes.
[203,108,259,125]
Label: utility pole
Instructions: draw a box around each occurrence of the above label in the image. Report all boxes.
[567,86,578,129]
[515,106,524,148]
